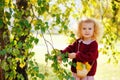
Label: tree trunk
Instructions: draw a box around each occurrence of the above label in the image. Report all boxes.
[15,0,29,80]
[0,0,10,80]
[0,0,5,80]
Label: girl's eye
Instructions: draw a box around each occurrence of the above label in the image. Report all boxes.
[89,28,92,30]
[83,28,86,30]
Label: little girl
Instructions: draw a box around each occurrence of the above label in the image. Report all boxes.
[58,17,103,80]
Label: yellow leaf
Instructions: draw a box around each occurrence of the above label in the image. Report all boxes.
[76,62,83,70]
[5,0,9,4]
[5,0,14,8]
[85,62,91,71]
[32,20,37,25]
[15,58,20,61]
[19,62,26,68]
[30,0,37,4]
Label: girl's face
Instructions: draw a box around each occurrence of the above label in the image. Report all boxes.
[81,22,94,40]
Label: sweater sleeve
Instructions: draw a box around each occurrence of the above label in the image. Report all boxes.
[61,39,78,54]
[76,41,98,62]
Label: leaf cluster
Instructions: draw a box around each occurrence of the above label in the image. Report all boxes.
[45,49,74,80]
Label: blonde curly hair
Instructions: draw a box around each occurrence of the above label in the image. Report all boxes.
[76,17,104,42]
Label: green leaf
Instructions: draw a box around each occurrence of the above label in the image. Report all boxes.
[5,11,11,20]
[29,36,34,43]
[33,67,39,72]
[28,52,35,58]
[41,7,46,12]
[45,22,49,29]
[37,0,42,6]
[70,33,75,37]
[0,49,6,56]
[24,19,31,28]
[34,38,39,44]
[19,20,24,27]
[0,2,4,7]
[28,60,34,66]
[41,26,46,33]
[63,25,68,30]
[37,73,45,80]
[56,15,61,24]
[68,61,72,66]
[18,41,23,48]
[0,19,3,28]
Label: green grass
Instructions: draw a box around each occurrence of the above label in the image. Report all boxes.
[32,34,120,80]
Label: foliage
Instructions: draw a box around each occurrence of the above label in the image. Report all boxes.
[45,49,74,80]
[0,0,120,80]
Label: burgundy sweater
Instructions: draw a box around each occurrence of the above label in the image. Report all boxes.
[61,39,98,76]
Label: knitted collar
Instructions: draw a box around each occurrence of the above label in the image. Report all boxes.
[79,39,95,45]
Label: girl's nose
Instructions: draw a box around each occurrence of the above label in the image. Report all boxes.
[86,29,89,32]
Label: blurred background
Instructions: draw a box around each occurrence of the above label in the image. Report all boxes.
[0,0,120,80]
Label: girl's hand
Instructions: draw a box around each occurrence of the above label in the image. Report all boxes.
[68,53,76,59]
[57,56,62,63]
